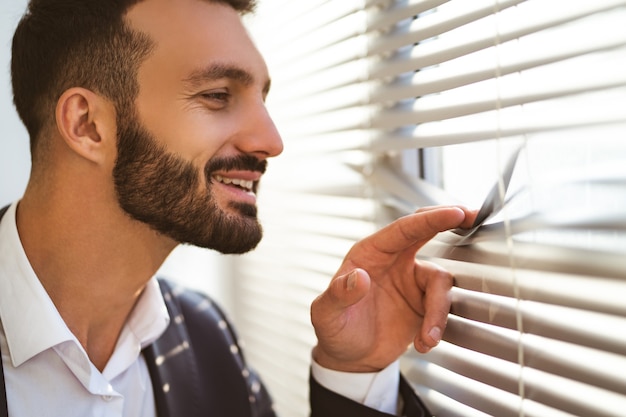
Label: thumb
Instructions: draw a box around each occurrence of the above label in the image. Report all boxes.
[327,268,370,309]
[312,268,370,319]
[310,269,372,371]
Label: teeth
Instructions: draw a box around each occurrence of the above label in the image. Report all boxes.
[213,175,254,191]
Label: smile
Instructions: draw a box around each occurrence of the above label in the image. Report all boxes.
[213,174,254,192]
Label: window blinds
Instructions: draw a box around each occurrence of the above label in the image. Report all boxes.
[237,1,626,416]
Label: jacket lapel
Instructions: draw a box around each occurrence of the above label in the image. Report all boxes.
[143,279,204,417]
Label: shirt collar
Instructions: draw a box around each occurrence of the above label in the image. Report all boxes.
[127,277,170,350]
[104,277,170,380]
[0,201,170,371]
[0,202,75,367]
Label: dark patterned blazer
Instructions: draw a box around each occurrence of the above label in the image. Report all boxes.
[0,205,430,416]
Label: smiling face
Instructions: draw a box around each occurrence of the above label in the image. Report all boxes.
[114,0,283,253]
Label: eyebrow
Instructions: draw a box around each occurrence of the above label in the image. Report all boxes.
[183,63,271,95]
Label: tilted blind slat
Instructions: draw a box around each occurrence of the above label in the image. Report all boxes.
[366,0,626,81]
[270,1,625,94]
[411,386,504,417]
[404,358,579,417]
[440,315,626,395]
[273,48,626,123]
[366,0,449,33]
[367,121,626,151]
[261,10,369,70]
[270,0,525,85]
[450,287,626,356]
[367,0,524,56]
[259,192,376,219]
[274,88,626,137]
[251,0,357,46]
[404,347,626,417]
[420,246,626,312]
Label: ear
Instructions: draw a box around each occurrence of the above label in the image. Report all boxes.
[55,87,117,165]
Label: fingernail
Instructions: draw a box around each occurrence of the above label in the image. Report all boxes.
[428,326,442,344]
[346,270,358,291]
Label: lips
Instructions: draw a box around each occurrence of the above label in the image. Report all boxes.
[205,155,267,196]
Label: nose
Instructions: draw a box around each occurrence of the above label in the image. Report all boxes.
[237,101,284,159]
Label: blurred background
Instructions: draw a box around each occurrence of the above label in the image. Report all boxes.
[0,0,29,206]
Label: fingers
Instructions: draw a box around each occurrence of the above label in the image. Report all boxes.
[414,262,454,353]
[415,205,477,229]
[368,206,469,254]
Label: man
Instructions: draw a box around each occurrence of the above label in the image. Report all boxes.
[0,0,475,415]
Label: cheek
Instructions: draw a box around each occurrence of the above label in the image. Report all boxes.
[175,111,242,162]
[136,87,242,164]
[139,110,229,165]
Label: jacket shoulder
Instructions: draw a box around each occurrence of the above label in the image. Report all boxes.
[152,277,276,417]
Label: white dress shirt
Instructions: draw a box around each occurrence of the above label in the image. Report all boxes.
[0,202,170,417]
[312,358,400,414]
[0,201,398,415]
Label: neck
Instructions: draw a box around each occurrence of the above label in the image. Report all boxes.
[16,182,176,371]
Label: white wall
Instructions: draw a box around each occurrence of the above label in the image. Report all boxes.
[0,0,29,207]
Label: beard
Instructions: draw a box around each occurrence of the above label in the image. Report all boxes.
[112,112,266,254]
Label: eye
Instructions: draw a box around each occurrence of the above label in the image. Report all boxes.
[196,90,232,110]
[201,91,230,102]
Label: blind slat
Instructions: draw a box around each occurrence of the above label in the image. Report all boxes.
[370,0,626,65]
[368,121,626,151]
[273,50,626,123]
[265,0,522,83]
[450,287,626,356]
[366,0,449,33]
[271,0,625,86]
[440,316,626,395]
[404,357,577,417]
[405,347,626,417]
[276,97,626,145]
[367,0,524,56]
[423,249,626,313]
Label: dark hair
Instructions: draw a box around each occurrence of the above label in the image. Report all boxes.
[10,0,257,157]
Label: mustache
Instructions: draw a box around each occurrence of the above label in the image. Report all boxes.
[204,154,268,177]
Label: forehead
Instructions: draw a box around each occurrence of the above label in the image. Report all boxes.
[125,0,269,88]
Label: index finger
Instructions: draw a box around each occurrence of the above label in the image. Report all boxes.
[367,206,470,254]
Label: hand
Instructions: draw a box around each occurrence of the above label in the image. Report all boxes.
[310,206,476,373]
